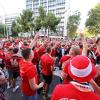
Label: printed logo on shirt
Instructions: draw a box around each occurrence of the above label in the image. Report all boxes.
[60,98,76,100]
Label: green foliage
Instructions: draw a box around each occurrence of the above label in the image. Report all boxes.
[34,16,41,31]
[85,3,100,35]
[0,23,5,34]
[34,6,46,31]
[11,7,60,36]
[11,9,34,36]
[20,9,34,32]
[0,33,4,37]
[45,12,60,32]
[67,11,81,38]
[38,6,46,21]
[11,17,21,35]
[34,6,60,34]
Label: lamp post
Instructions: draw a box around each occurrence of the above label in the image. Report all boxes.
[0,4,6,37]
[64,0,70,37]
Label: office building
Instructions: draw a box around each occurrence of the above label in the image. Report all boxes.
[5,13,19,35]
[26,0,70,36]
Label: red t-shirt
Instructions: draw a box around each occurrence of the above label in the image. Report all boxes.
[4,42,12,48]
[10,54,22,72]
[4,52,11,69]
[0,49,4,59]
[51,84,100,100]
[60,55,71,65]
[62,60,72,84]
[92,47,97,53]
[32,50,39,65]
[40,54,54,75]
[38,46,45,58]
[51,48,56,57]
[19,59,38,96]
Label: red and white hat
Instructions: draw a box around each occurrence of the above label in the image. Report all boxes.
[68,55,96,82]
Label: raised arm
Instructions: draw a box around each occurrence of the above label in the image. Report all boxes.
[80,33,88,56]
[30,34,39,49]
[90,79,100,95]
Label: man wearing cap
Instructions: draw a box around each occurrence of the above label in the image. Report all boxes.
[51,55,100,100]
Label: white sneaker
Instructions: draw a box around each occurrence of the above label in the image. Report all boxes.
[7,84,12,89]
[12,85,19,92]
[7,85,10,89]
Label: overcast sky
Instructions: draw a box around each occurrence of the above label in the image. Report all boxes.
[0,0,25,15]
[0,0,100,28]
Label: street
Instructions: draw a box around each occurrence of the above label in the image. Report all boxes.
[5,70,61,100]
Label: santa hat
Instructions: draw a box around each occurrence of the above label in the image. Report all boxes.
[68,55,96,82]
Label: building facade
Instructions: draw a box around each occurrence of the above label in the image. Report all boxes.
[26,0,70,36]
[5,13,19,35]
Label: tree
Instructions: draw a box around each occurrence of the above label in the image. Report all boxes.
[85,3,100,35]
[11,9,34,37]
[34,6,60,35]
[11,17,21,36]
[67,11,81,38]
[0,23,5,34]
[45,12,60,35]
[34,6,46,32]
[19,9,34,33]
[34,16,41,31]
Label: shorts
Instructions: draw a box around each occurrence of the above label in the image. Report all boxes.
[23,93,37,100]
[42,74,53,85]
[12,72,19,79]
[8,70,13,78]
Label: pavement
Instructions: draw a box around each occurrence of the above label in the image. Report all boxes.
[5,69,61,100]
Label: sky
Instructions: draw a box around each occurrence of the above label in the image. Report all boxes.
[0,0,100,28]
[70,0,100,28]
[0,0,25,15]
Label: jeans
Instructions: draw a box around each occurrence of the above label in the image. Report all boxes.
[23,93,37,100]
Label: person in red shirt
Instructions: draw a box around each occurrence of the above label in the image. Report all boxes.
[59,55,71,83]
[4,48,13,89]
[51,55,100,100]
[38,45,46,58]
[51,47,56,57]
[62,45,81,84]
[21,41,29,50]
[40,47,54,99]
[0,48,4,59]
[32,48,40,82]
[10,48,22,92]
[59,55,71,68]
[32,49,39,66]
[19,48,44,100]
[50,41,58,57]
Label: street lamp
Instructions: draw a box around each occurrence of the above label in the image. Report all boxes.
[0,4,6,36]
[64,0,71,37]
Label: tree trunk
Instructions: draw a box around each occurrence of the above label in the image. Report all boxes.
[48,28,49,38]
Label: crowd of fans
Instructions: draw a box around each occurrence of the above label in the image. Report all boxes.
[0,33,99,100]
